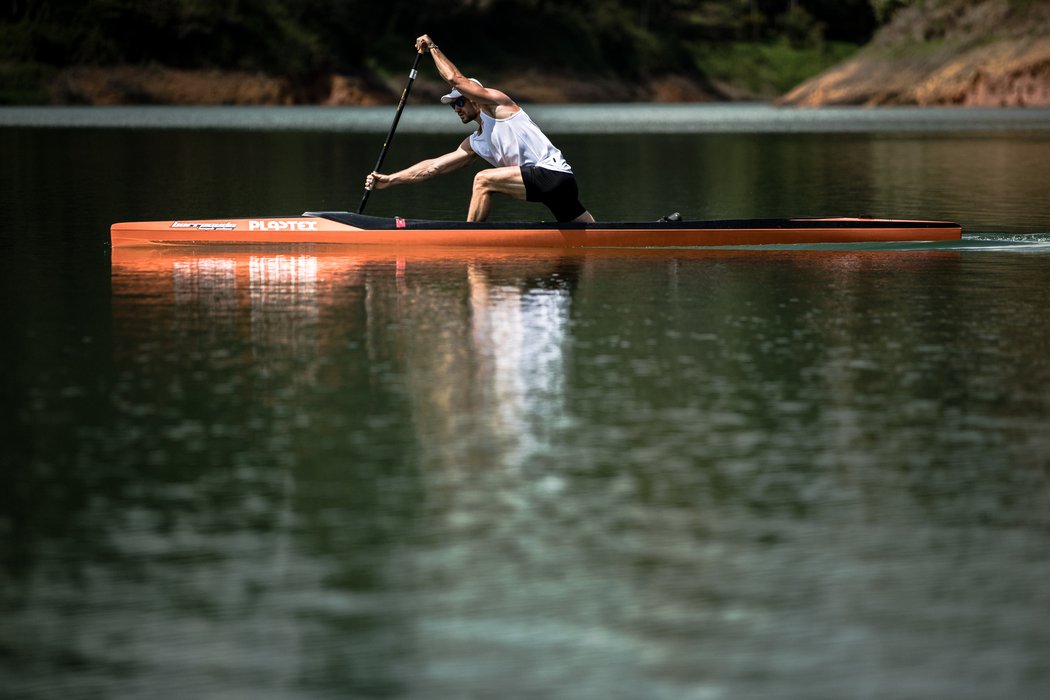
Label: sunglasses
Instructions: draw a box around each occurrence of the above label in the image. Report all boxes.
[449,97,466,109]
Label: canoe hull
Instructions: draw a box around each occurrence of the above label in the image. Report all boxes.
[110,212,962,248]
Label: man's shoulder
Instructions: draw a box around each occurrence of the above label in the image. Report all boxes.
[458,135,478,153]
[487,104,522,120]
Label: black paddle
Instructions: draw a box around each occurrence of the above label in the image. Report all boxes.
[358,50,425,214]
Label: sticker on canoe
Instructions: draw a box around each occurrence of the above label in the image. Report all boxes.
[170,221,237,231]
[248,220,319,232]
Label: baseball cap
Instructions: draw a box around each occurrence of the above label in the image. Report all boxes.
[440,78,484,104]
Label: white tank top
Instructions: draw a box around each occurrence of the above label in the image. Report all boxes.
[469,110,572,173]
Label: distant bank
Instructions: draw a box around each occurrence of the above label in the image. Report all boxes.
[5,1,1047,108]
[41,66,725,107]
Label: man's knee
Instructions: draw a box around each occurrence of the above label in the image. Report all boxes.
[473,170,496,193]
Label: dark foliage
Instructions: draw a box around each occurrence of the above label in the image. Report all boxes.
[1,0,881,78]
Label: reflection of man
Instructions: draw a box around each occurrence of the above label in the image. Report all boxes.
[466,261,573,468]
[365,35,594,224]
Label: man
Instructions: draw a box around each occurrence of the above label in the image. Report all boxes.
[365,35,594,223]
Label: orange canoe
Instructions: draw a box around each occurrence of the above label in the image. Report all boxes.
[110,211,962,248]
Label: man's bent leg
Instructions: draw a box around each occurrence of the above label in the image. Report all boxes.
[468,167,527,222]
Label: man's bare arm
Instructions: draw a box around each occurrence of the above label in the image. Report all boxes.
[366,139,475,190]
[415,34,515,109]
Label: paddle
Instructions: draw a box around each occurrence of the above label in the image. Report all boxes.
[358,50,425,214]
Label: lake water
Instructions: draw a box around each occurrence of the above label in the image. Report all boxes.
[3,105,1050,699]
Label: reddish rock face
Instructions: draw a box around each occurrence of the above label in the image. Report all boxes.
[958,63,1050,107]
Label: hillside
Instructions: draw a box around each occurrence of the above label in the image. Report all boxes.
[780,0,1050,106]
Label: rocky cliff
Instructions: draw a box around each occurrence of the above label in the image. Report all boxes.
[780,0,1050,106]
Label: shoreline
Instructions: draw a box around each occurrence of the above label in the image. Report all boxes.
[10,54,1049,109]
[30,65,728,107]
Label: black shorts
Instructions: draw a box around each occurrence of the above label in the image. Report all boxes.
[520,166,587,222]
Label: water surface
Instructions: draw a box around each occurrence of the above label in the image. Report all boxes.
[3,106,1050,699]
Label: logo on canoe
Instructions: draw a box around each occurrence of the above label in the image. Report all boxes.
[171,221,237,231]
[248,220,319,232]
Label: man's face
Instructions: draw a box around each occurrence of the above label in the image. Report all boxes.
[449,96,478,123]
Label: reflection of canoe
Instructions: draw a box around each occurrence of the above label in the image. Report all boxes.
[111,211,962,248]
[110,247,963,295]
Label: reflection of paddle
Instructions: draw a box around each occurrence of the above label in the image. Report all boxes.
[358,51,424,214]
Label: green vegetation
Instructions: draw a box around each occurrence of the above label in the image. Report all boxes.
[869,0,919,22]
[0,62,54,104]
[693,40,860,96]
[1,1,896,103]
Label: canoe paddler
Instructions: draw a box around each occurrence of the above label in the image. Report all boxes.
[365,34,595,224]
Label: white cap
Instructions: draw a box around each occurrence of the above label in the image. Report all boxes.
[440,78,483,104]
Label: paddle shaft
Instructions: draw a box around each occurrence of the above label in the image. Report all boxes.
[358,51,424,214]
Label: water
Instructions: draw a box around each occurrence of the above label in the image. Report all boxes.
[4,103,1050,133]
[3,105,1050,699]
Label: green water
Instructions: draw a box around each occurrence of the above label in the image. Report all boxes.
[3,106,1050,699]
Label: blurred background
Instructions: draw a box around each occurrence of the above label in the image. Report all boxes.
[2,0,1048,106]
